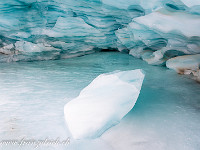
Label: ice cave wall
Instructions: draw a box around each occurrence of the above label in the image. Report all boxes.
[0,0,200,78]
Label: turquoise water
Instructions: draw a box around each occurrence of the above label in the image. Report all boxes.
[0,52,200,150]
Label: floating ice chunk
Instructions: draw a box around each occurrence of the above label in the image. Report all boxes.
[64,69,145,139]
[166,54,200,74]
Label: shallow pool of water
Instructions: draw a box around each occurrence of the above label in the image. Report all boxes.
[0,52,200,150]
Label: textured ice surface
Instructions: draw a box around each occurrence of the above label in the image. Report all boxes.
[181,0,200,7]
[167,54,200,72]
[166,54,200,81]
[64,69,145,139]
[121,9,200,65]
[0,52,200,150]
[0,0,200,67]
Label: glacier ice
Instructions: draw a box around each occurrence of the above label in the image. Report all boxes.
[181,0,200,7]
[64,69,145,139]
[0,0,200,78]
[0,0,200,75]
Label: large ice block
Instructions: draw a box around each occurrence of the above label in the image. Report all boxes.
[64,69,145,139]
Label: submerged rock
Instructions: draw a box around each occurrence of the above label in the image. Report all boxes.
[64,69,145,139]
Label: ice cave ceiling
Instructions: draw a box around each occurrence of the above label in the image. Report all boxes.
[0,0,200,71]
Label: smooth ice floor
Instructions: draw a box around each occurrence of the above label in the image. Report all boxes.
[0,52,200,150]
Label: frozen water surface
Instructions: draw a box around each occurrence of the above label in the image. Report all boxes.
[0,52,200,150]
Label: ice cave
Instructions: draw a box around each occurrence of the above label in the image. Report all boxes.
[0,0,200,150]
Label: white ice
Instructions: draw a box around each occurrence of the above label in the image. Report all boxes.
[134,9,200,37]
[64,69,145,139]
